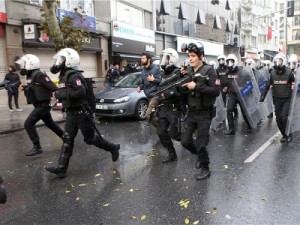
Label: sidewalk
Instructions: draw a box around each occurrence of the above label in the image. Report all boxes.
[0,104,66,135]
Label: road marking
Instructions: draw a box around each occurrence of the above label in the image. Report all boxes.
[244,131,280,163]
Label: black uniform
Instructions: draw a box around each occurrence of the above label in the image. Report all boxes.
[24,69,64,156]
[216,64,228,106]
[224,66,252,135]
[180,64,219,179]
[46,69,119,177]
[260,66,294,142]
[156,66,182,163]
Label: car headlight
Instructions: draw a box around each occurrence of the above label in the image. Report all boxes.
[114,96,131,103]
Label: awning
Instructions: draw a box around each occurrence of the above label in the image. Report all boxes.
[177,2,188,20]
[159,0,171,15]
[213,15,222,29]
[195,9,206,25]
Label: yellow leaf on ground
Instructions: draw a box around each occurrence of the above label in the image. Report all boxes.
[193,220,200,224]
[76,197,80,201]
[141,215,147,220]
[185,218,190,224]
[223,165,228,169]
[130,216,136,219]
[65,190,71,194]
[103,203,109,207]
[95,173,101,177]
[71,183,76,188]
[78,183,87,187]
[129,189,134,192]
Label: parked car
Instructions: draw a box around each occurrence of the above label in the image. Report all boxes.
[95,72,148,120]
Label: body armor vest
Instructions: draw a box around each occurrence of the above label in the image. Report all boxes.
[59,70,87,109]
[217,66,228,85]
[226,70,239,93]
[272,70,292,98]
[30,70,52,103]
[187,65,216,110]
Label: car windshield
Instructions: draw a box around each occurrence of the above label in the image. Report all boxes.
[114,73,142,88]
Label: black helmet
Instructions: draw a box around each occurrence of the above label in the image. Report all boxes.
[187,42,205,56]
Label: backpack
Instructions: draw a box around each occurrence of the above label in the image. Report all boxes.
[65,70,96,113]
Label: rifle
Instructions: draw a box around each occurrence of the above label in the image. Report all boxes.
[0,80,20,91]
[154,75,192,96]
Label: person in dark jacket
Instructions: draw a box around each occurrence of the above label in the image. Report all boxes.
[180,42,220,180]
[260,53,294,143]
[46,48,120,178]
[136,52,162,127]
[15,54,64,156]
[4,65,22,112]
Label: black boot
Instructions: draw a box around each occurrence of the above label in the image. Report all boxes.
[162,146,177,163]
[196,163,211,181]
[110,144,120,162]
[46,153,70,178]
[26,143,43,156]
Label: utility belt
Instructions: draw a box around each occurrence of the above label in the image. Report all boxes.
[188,106,216,117]
[66,106,89,116]
[161,103,180,111]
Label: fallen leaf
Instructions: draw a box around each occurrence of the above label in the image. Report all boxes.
[76,197,80,201]
[179,199,190,208]
[193,221,200,224]
[141,215,147,220]
[65,190,71,194]
[130,216,136,219]
[174,178,178,182]
[113,170,117,174]
[129,189,134,192]
[47,161,54,164]
[78,183,87,187]
[103,203,110,207]
[91,182,96,185]
[206,207,217,215]
[71,183,76,188]
[223,165,228,169]
[95,173,101,177]
[185,218,190,224]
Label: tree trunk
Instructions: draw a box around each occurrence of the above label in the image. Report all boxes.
[42,0,64,51]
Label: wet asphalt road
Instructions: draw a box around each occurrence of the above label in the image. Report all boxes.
[1,116,300,225]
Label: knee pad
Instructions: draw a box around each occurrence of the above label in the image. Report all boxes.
[62,132,72,145]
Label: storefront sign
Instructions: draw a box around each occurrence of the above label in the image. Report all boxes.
[177,37,223,56]
[24,24,36,39]
[112,21,155,44]
[0,1,7,23]
[56,8,96,32]
[112,37,155,54]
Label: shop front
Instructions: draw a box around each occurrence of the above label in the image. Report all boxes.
[111,21,156,71]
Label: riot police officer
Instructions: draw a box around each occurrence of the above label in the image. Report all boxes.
[223,54,252,135]
[15,54,64,156]
[260,53,294,143]
[156,48,182,163]
[46,48,120,178]
[216,54,239,120]
[180,42,220,180]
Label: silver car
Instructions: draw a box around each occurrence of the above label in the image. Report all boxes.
[95,72,148,120]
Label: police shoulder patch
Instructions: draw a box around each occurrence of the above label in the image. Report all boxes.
[76,79,82,86]
[45,76,50,82]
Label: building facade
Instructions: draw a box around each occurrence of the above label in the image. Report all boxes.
[240,0,280,63]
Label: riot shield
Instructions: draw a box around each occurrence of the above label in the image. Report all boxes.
[232,67,263,129]
[255,68,274,118]
[211,94,226,130]
[286,68,300,135]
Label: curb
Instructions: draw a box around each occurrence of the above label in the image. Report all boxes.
[0,119,66,136]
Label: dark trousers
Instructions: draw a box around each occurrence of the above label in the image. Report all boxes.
[63,111,116,156]
[24,103,63,146]
[273,97,291,136]
[227,92,251,130]
[157,106,181,150]
[8,91,19,109]
[181,110,212,164]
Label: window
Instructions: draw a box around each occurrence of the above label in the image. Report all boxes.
[59,0,94,16]
[280,17,284,28]
[280,3,284,13]
[116,2,143,27]
[292,29,300,40]
[293,15,300,26]
[280,31,284,39]
[30,0,42,5]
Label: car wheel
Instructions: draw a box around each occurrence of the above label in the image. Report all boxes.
[135,99,148,120]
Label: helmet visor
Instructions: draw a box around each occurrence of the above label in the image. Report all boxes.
[289,61,297,69]
[53,55,66,67]
[15,57,26,69]
[160,53,171,66]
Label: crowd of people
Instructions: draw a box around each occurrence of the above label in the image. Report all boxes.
[1,45,299,204]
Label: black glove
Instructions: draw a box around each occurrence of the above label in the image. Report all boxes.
[259,96,264,102]
[55,90,68,100]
